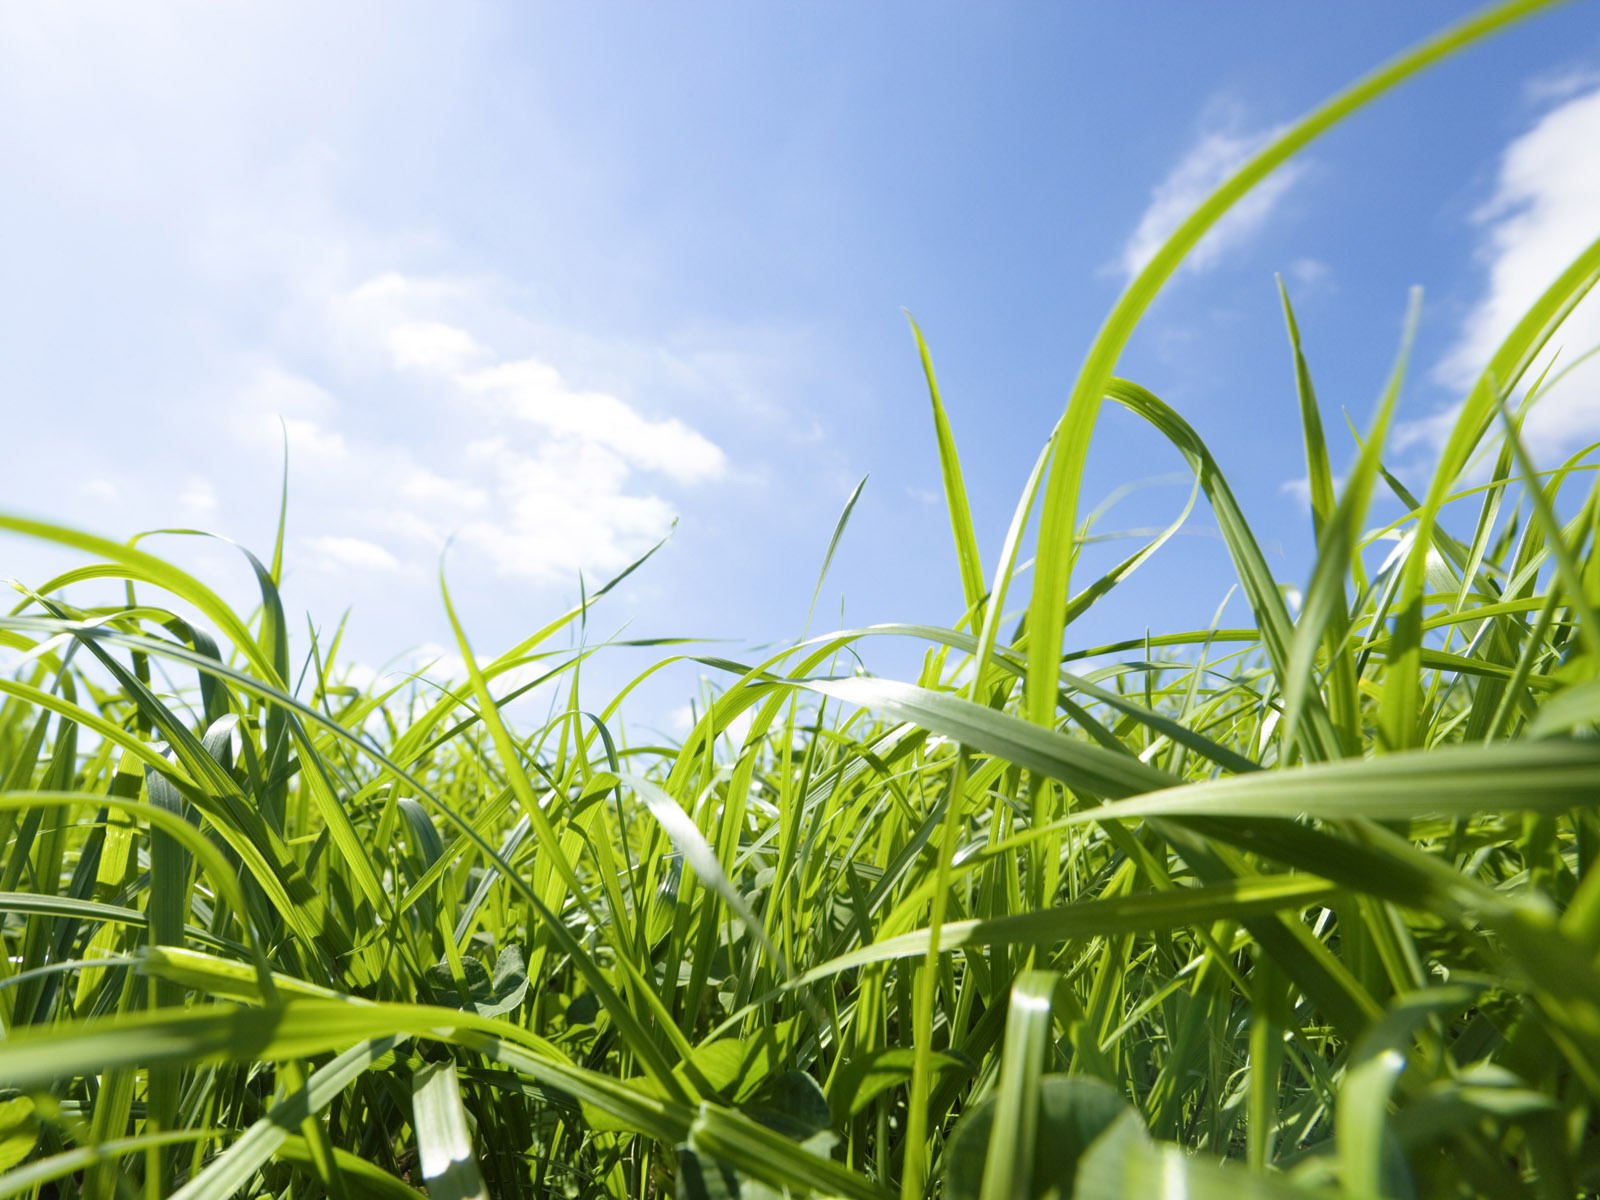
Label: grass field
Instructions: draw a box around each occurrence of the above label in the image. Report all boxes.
[5,1,1600,1196]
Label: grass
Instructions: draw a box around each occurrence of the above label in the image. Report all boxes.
[4,0,1600,1196]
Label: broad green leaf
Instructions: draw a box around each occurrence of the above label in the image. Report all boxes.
[1076,1131,1345,1200]
[0,1097,37,1172]
[423,945,530,1019]
[830,1048,975,1118]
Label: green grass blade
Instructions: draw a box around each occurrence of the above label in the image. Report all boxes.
[412,1062,490,1200]
[979,971,1061,1200]
[907,312,987,624]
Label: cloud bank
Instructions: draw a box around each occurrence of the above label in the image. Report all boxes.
[238,270,729,584]
[1400,81,1600,463]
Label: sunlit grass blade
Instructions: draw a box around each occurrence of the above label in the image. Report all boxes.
[1280,289,1420,760]
[412,1062,489,1200]
[980,971,1063,1200]
[804,475,869,638]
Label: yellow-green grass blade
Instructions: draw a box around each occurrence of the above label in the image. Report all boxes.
[803,475,869,638]
[169,1035,410,1200]
[1280,290,1420,761]
[0,1131,216,1200]
[0,792,278,996]
[1104,379,1341,761]
[907,312,987,624]
[1077,1132,1348,1199]
[1060,739,1600,828]
[1,613,676,1078]
[274,1141,428,1200]
[1279,281,1366,756]
[0,513,279,683]
[793,875,1340,984]
[439,567,689,1099]
[799,674,1178,803]
[979,970,1062,1200]
[1279,281,1339,547]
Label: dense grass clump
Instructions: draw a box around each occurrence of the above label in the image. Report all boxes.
[5,1,1600,1197]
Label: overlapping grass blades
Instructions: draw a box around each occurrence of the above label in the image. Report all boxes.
[4,0,1600,1195]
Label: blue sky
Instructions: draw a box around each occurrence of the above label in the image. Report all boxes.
[2,3,1599,732]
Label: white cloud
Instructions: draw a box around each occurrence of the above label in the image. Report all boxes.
[1525,66,1600,105]
[327,277,736,488]
[385,321,486,372]
[0,0,798,683]
[456,437,676,580]
[462,358,727,484]
[230,370,352,464]
[1286,257,1330,290]
[398,466,488,512]
[1118,121,1306,281]
[0,8,740,590]
[280,417,350,464]
[237,368,339,421]
[308,535,401,572]
[1279,477,1315,509]
[252,270,731,584]
[376,508,451,546]
[1401,83,1600,463]
[178,477,218,515]
[327,273,504,373]
[172,258,738,591]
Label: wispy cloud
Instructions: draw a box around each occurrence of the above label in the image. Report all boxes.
[462,358,726,485]
[177,477,219,516]
[0,3,771,632]
[226,270,731,586]
[308,535,402,573]
[1286,257,1331,292]
[1117,118,1306,282]
[1524,65,1600,105]
[1398,81,1600,463]
[385,321,488,373]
